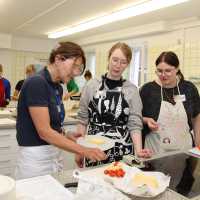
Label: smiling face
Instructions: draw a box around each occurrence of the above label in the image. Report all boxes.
[107,48,129,80]
[156,62,178,87]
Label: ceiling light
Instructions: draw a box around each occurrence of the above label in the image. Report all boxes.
[48,0,189,39]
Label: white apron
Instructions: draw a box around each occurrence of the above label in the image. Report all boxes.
[145,83,193,153]
[15,145,63,180]
[145,83,193,188]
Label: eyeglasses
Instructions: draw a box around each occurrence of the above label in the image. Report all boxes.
[60,56,85,75]
[155,68,175,76]
[111,57,128,66]
[73,63,85,75]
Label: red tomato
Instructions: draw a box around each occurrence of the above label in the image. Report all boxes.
[109,171,116,177]
[116,169,125,177]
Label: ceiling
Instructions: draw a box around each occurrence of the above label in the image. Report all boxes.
[0,0,200,41]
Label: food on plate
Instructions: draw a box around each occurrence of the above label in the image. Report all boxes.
[88,138,105,145]
[197,146,200,150]
[104,162,125,178]
[133,173,159,188]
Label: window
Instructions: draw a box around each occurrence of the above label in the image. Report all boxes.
[86,52,96,75]
[128,44,147,87]
[74,52,96,91]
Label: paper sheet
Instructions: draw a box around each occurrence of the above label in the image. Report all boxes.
[77,162,170,198]
[16,175,74,200]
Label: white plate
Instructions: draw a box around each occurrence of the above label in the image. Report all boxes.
[77,135,115,151]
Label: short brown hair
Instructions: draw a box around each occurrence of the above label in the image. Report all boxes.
[84,70,92,79]
[108,42,132,64]
[49,42,86,68]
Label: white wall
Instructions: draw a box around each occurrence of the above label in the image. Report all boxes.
[0,34,58,92]
[1,17,200,93]
[0,33,12,49]
[12,36,57,52]
[79,17,200,89]
[0,50,14,81]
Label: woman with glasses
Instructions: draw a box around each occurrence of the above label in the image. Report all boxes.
[15,42,106,179]
[140,51,200,188]
[76,42,151,167]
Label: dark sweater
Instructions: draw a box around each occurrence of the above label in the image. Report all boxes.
[140,80,200,138]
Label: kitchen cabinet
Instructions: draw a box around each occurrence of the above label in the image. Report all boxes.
[0,116,79,177]
[0,121,17,178]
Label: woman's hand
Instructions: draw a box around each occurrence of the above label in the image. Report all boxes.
[136,148,152,158]
[82,147,107,162]
[63,92,71,100]
[75,147,106,167]
[75,154,84,168]
[144,117,159,131]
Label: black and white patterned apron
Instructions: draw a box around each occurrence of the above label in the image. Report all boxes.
[85,76,133,167]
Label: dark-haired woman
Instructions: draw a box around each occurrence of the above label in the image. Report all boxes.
[84,69,92,81]
[15,42,106,179]
[140,51,200,189]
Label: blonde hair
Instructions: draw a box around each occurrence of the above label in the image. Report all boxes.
[26,64,36,74]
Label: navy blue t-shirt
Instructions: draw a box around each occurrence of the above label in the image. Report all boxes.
[16,67,65,146]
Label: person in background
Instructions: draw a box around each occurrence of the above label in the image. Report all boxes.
[0,64,11,107]
[84,69,92,82]
[76,42,152,167]
[12,64,36,100]
[140,51,200,189]
[15,42,106,179]
[64,78,80,100]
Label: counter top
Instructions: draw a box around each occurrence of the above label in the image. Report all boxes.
[52,169,186,200]
[0,117,16,129]
[0,116,78,130]
[52,151,200,200]
[0,109,16,119]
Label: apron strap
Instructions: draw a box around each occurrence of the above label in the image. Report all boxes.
[176,78,181,95]
[160,86,164,101]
